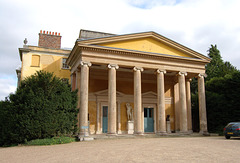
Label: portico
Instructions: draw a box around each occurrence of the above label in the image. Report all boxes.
[67,30,210,136]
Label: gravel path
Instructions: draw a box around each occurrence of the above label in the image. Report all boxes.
[1,137,239,163]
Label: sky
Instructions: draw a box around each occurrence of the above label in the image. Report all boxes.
[1,0,240,100]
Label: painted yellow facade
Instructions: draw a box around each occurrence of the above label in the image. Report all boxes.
[68,30,211,137]
[98,37,194,58]
[18,29,211,137]
[19,46,71,81]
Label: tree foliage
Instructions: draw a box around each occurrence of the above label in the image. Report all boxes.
[205,45,238,80]
[0,71,78,146]
[192,44,240,133]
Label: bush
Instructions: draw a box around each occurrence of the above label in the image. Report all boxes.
[25,136,76,146]
[0,71,78,146]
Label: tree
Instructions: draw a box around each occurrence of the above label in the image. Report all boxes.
[0,71,78,146]
[206,72,240,133]
[205,44,238,81]
[191,44,239,133]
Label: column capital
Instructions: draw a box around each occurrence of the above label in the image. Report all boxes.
[198,73,207,78]
[80,61,92,67]
[178,71,187,76]
[186,78,192,82]
[156,69,166,74]
[133,67,144,72]
[108,64,119,69]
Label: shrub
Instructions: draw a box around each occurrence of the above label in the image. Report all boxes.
[0,71,78,146]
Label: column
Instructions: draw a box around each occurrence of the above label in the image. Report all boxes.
[198,74,209,136]
[178,72,188,133]
[76,70,81,129]
[186,78,193,133]
[156,69,167,135]
[133,67,144,135]
[174,82,180,132]
[107,64,119,135]
[117,101,122,134]
[79,61,91,136]
[70,73,76,91]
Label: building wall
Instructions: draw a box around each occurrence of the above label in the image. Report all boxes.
[88,77,175,133]
[20,47,71,81]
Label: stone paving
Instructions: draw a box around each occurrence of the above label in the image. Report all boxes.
[0,136,239,163]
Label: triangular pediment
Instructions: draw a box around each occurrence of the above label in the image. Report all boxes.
[98,37,195,58]
[78,31,210,61]
[142,91,157,98]
[94,89,125,97]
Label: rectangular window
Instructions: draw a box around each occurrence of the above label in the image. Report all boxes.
[62,58,69,69]
[31,55,40,67]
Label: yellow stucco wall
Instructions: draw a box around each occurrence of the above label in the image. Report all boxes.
[88,78,175,133]
[88,101,96,134]
[98,37,194,58]
[21,52,71,81]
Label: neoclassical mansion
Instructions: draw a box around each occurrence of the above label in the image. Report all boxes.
[18,29,210,137]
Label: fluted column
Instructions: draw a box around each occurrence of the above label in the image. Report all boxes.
[156,69,167,135]
[107,64,119,135]
[79,61,91,136]
[186,78,193,133]
[133,67,144,135]
[198,74,209,136]
[178,72,188,133]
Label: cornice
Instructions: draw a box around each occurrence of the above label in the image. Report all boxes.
[77,43,210,64]
[77,31,211,62]
[19,46,70,61]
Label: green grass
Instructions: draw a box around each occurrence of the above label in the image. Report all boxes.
[25,136,77,146]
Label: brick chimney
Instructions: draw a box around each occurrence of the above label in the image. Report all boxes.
[38,30,61,49]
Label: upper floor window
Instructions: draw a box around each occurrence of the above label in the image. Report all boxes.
[31,55,40,67]
[62,58,69,69]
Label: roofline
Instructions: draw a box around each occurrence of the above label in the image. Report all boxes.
[77,31,211,61]
[19,45,71,61]
[78,43,210,64]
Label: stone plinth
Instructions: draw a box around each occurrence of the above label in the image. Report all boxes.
[166,121,171,134]
[127,121,134,134]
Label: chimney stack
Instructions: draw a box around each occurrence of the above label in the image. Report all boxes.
[38,30,61,49]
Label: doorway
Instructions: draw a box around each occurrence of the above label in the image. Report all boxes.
[144,108,154,132]
[102,106,108,133]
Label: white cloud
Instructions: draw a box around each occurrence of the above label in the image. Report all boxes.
[1,0,240,99]
[0,76,17,101]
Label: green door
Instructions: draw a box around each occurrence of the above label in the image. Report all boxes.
[144,108,154,132]
[102,106,108,133]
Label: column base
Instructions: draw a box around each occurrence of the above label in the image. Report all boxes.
[107,133,117,136]
[79,131,89,137]
[179,131,190,135]
[188,130,193,134]
[117,130,122,134]
[199,130,210,136]
[134,132,144,136]
[96,131,102,134]
[156,131,168,136]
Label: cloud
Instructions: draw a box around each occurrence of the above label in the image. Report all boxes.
[0,75,17,101]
